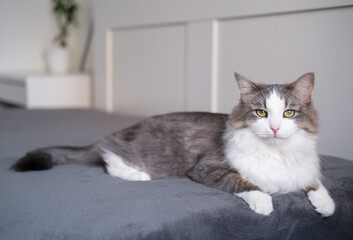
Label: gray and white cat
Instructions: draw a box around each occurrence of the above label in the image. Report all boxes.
[12,72,335,217]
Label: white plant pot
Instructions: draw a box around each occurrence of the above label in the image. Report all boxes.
[45,47,70,74]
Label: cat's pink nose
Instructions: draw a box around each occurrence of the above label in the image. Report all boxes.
[270,127,280,135]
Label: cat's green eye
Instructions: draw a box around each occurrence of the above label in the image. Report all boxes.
[283,110,295,118]
[256,109,267,118]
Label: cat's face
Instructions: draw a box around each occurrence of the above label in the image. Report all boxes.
[229,73,318,145]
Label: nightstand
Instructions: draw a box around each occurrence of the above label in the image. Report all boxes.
[0,73,90,109]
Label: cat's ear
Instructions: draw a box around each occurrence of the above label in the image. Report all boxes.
[234,72,260,100]
[289,72,315,103]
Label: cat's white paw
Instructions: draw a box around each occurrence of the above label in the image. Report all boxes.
[307,185,335,217]
[236,190,274,216]
[129,171,152,181]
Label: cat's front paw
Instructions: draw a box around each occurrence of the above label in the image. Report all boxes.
[307,185,335,217]
[236,190,274,216]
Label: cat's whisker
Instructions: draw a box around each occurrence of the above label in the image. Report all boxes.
[315,143,333,156]
[313,143,338,169]
[223,115,238,132]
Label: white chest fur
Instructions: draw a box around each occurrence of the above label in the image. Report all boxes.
[224,128,321,193]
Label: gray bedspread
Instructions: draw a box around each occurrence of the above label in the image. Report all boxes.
[1,109,352,240]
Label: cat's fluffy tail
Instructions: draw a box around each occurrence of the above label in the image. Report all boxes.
[11,145,101,171]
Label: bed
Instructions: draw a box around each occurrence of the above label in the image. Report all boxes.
[1,109,353,240]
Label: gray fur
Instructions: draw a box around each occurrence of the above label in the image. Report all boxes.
[97,112,228,179]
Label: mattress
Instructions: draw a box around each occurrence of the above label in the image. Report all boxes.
[1,109,352,240]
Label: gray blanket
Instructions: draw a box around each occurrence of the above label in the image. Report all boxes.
[1,109,352,240]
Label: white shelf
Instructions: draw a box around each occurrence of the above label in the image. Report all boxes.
[0,73,91,109]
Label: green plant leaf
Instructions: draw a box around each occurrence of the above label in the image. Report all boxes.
[51,0,78,47]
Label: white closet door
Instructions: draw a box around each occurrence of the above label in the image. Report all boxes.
[113,25,185,117]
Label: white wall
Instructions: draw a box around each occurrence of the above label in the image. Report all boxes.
[0,0,92,73]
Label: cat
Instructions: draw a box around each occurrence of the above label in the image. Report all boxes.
[11,72,335,217]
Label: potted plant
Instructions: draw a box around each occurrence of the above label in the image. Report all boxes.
[46,0,78,74]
